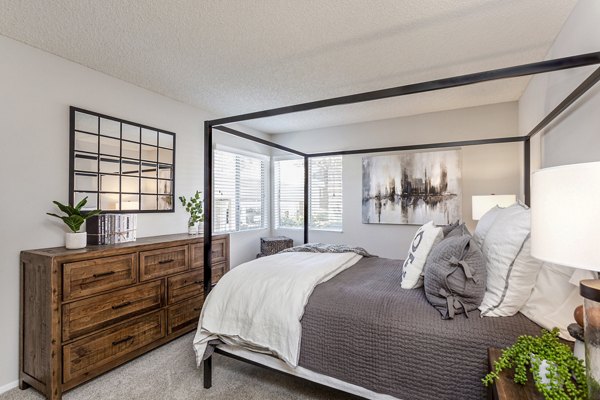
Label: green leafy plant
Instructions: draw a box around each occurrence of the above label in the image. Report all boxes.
[47,197,102,233]
[179,191,204,227]
[483,328,587,400]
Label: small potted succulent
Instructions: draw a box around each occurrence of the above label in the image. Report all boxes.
[47,197,101,249]
[483,328,587,399]
[179,191,204,235]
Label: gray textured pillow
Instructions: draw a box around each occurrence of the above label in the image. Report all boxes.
[424,235,486,319]
[445,223,470,239]
[439,220,459,237]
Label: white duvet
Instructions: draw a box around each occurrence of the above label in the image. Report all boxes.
[193,251,362,367]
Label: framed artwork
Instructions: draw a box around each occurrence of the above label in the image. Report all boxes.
[362,150,462,225]
[69,107,176,213]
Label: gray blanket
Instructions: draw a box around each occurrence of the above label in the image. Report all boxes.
[279,242,376,257]
[299,257,543,400]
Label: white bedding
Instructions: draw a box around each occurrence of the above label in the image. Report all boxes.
[193,251,362,367]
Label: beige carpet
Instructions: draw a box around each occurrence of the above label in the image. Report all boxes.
[2,333,357,400]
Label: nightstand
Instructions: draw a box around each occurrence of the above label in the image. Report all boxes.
[487,348,543,400]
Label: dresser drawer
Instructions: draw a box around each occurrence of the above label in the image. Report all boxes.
[167,296,203,334]
[191,238,228,269]
[63,253,137,301]
[62,280,164,341]
[139,245,188,281]
[63,310,165,383]
[212,262,228,285]
[167,271,203,304]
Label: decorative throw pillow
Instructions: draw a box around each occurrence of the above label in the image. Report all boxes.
[424,234,486,319]
[439,220,459,237]
[401,221,443,289]
[520,263,595,340]
[478,203,542,317]
[445,223,470,239]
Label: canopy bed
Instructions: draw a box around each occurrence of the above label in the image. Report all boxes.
[198,52,600,399]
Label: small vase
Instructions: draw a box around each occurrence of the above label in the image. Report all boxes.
[65,232,87,249]
[187,218,198,235]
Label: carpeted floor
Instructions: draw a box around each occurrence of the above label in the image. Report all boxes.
[2,333,356,400]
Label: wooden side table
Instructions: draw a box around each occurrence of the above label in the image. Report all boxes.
[488,348,543,400]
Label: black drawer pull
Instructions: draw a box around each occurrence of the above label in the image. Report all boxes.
[158,259,175,264]
[193,307,202,312]
[112,336,134,346]
[111,301,132,310]
[93,271,116,278]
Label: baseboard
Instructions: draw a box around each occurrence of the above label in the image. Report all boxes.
[0,380,18,395]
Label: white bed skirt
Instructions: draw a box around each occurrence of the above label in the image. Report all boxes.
[215,344,399,400]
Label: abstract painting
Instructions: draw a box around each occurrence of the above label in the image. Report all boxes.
[362,150,462,225]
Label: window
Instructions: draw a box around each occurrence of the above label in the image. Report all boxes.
[309,156,343,231]
[213,149,267,233]
[273,156,342,231]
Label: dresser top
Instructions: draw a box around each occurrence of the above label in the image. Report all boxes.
[22,233,229,258]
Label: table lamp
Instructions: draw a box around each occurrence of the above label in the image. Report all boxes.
[530,161,600,398]
[471,194,517,220]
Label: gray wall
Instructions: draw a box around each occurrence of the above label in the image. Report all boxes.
[272,102,522,259]
[519,0,600,167]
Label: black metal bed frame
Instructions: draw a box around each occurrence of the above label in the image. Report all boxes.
[201,52,600,393]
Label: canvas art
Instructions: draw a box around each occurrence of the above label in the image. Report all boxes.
[362,150,462,225]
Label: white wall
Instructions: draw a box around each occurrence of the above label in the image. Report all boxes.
[272,102,521,259]
[519,0,600,168]
[0,36,266,390]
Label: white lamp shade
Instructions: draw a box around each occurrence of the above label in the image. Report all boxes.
[471,194,517,220]
[531,161,600,271]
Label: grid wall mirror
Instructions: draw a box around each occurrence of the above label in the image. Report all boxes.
[69,107,176,213]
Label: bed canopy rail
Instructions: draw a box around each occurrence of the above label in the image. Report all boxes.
[202,51,600,310]
[202,51,600,389]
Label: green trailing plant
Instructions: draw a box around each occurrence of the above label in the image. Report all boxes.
[483,328,587,400]
[47,197,101,233]
[179,191,204,227]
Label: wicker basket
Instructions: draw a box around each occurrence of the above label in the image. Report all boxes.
[257,236,294,257]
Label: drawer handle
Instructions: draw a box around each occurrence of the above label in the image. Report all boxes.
[93,271,116,278]
[194,307,202,312]
[111,301,132,310]
[112,336,134,346]
[158,259,175,264]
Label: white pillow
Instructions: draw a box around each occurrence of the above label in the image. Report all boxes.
[479,203,541,316]
[401,221,443,289]
[520,263,595,340]
[472,205,502,249]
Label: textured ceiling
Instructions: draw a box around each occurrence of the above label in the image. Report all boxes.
[0,0,578,133]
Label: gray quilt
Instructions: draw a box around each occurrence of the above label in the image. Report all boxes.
[279,242,376,257]
[298,257,543,400]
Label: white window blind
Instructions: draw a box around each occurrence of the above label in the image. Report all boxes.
[273,156,342,231]
[274,158,305,229]
[309,156,343,231]
[213,149,266,233]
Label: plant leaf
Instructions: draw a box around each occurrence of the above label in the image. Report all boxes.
[74,196,88,210]
[53,200,73,216]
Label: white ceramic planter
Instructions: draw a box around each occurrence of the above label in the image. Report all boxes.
[65,232,87,249]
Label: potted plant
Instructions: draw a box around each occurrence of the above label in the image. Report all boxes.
[483,328,587,399]
[47,197,101,249]
[179,191,204,235]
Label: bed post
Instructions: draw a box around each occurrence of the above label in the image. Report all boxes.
[203,120,213,389]
[304,156,309,244]
[524,138,531,206]
[203,356,212,389]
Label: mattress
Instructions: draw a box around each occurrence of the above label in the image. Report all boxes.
[298,256,543,400]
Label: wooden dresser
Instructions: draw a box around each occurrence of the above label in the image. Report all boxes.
[19,233,229,400]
